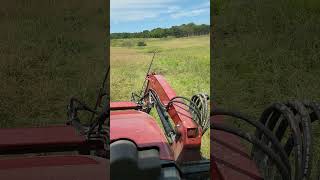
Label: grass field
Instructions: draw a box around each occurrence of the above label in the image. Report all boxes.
[0,1,107,128]
[111,35,210,158]
[213,0,320,178]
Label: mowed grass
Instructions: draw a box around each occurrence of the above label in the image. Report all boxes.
[111,35,210,158]
[213,0,320,178]
[0,1,107,128]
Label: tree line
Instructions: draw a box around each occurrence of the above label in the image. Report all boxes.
[111,23,210,39]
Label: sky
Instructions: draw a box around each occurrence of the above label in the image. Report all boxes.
[110,0,210,33]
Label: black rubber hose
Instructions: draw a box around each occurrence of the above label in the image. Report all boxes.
[286,101,312,179]
[212,101,320,180]
[148,91,209,135]
[254,103,302,180]
[168,100,202,124]
[253,101,320,180]
[212,108,291,171]
[305,102,320,123]
[155,102,175,141]
[168,96,203,123]
[191,94,210,133]
[211,122,290,180]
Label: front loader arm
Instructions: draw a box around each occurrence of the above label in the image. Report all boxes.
[143,74,203,163]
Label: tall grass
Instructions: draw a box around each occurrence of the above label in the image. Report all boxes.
[213,0,320,178]
[0,0,107,127]
[111,36,210,158]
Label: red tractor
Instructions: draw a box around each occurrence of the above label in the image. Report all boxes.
[110,73,210,180]
[0,64,210,179]
[0,70,110,180]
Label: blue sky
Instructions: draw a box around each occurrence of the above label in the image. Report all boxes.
[110,0,210,33]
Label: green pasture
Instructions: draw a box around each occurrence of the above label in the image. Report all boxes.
[110,35,210,158]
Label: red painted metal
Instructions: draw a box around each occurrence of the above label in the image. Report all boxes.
[145,74,202,163]
[0,126,86,152]
[0,156,98,170]
[211,114,263,180]
[211,156,223,180]
[110,101,139,110]
[110,74,203,164]
[0,70,110,179]
[110,110,174,160]
[0,155,109,180]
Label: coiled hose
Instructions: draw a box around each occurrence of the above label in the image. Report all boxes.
[211,100,320,180]
[143,90,210,135]
[167,94,210,135]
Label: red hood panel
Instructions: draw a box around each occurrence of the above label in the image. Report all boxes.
[110,110,173,160]
[211,116,262,180]
[0,155,109,180]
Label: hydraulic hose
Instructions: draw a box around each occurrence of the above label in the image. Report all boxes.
[211,100,320,180]
[212,108,291,171]
[211,122,290,180]
[144,90,210,135]
[252,102,302,179]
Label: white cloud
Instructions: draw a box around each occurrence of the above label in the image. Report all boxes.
[111,0,209,23]
[111,0,175,9]
[170,8,209,18]
[169,1,209,19]
[167,6,181,13]
[111,0,177,22]
[112,10,159,23]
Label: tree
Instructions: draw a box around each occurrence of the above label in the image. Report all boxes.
[110,23,210,39]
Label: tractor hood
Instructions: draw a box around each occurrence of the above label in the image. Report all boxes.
[110,109,174,161]
[0,155,109,180]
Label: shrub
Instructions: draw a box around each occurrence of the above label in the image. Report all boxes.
[137,41,147,46]
[121,41,134,47]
